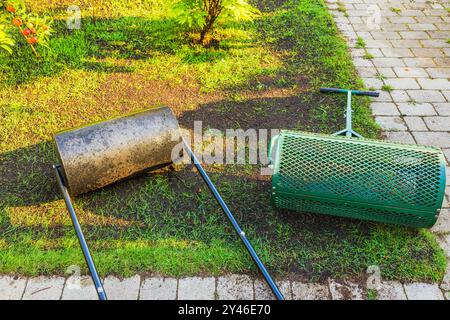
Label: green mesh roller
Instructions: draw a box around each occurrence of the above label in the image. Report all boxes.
[269,88,446,228]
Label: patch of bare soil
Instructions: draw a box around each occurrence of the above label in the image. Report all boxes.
[92,71,314,134]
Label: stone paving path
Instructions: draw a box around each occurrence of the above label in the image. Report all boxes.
[0,274,447,300]
[1,0,450,301]
[326,0,450,299]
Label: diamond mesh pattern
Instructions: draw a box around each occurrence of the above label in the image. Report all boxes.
[271,131,446,228]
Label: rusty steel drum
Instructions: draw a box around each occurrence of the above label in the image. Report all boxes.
[54,106,180,196]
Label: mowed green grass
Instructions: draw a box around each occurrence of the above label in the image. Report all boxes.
[0,0,446,282]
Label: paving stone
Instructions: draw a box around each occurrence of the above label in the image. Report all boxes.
[429,3,444,10]
[393,67,428,78]
[431,209,450,233]
[399,31,430,40]
[414,130,450,147]
[217,275,254,300]
[22,277,65,300]
[140,277,177,300]
[61,276,98,300]
[401,9,425,17]
[379,10,398,18]
[352,3,371,10]
[254,279,292,300]
[372,58,406,67]
[443,91,450,101]
[434,58,450,68]
[0,276,27,300]
[178,277,215,300]
[384,131,416,144]
[404,116,428,131]
[427,31,450,39]
[422,40,450,48]
[356,31,373,40]
[415,16,444,24]
[362,77,383,89]
[404,58,436,67]
[346,9,369,17]
[418,78,450,90]
[425,9,448,16]
[348,16,363,24]
[384,78,420,89]
[370,102,400,115]
[365,39,393,48]
[373,90,393,102]
[376,116,407,130]
[423,117,450,131]
[371,31,401,40]
[350,48,367,58]
[388,16,416,24]
[382,23,410,32]
[377,67,396,78]
[350,23,372,33]
[407,90,446,103]
[103,275,140,300]
[392,40,422,48]
[336,22,354,32]
[408,24,437,31]
[426,68,450,78]
[328,279,364,300]
[440,264,450,291]
[436,234,450,259]
[411,48,445,58]
[397,103,437,116]
[354,57,374,67]
[436,23,450,31]
[357,67,378,77]
[390,90,411,102]
[443,149,450,163]
[292,282,330,300]
[376,281,407,300]
[404,283,445,300]
[367,48,384,58]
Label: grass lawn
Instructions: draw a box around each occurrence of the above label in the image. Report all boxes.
[0,0,446,282]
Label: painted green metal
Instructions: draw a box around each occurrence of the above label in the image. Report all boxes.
[270,88,446,228]
[270,130,446,228]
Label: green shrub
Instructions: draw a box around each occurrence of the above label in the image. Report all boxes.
[172,0,259,43]
[0,0,52,57]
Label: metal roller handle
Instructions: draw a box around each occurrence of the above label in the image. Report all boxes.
[320,87,380,97]
[182,139,284,300]
[53,165,107,300]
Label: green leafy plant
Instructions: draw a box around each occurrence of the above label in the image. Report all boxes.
[0,24,14,53]
[363,51,374,60]
[381,84,394,92]
[355,36,366,49]
[172,0,259,44]
[0,0,52,57]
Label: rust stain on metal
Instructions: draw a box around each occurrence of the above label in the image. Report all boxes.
[54,106,180,196]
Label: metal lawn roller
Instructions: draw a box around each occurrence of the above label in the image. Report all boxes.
[53,106,283,300]
[269,88,446,228]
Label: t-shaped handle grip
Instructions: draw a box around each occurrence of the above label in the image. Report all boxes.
[320,87,380,97]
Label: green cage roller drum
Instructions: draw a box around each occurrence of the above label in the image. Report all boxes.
[269,88,447,229]
[269,131,446,228]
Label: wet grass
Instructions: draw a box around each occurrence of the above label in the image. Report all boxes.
[0,0,445,282]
